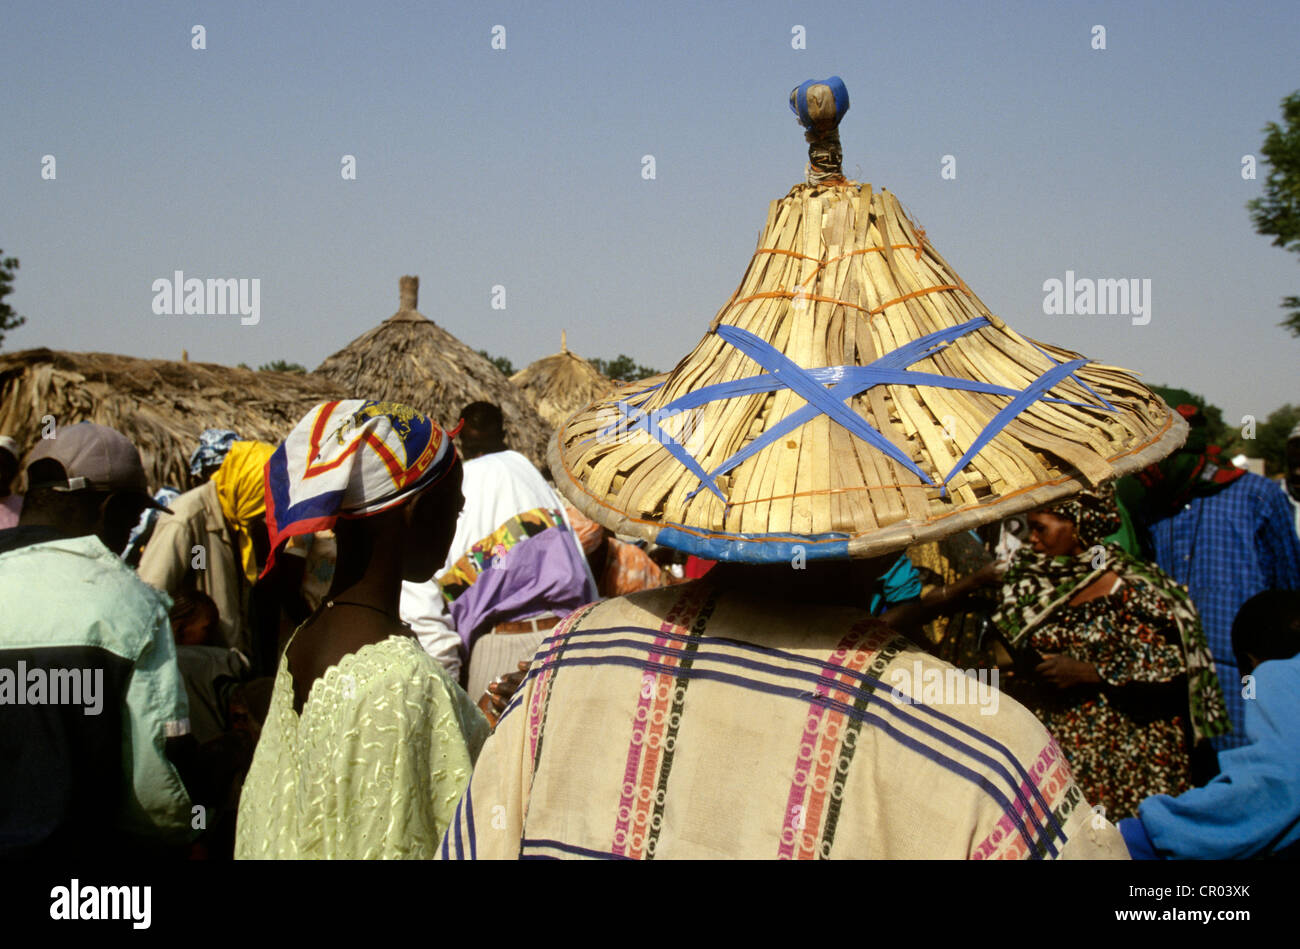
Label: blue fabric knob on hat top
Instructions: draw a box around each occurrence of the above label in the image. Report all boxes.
[789,76,849,131]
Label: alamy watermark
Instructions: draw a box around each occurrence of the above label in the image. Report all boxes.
[0,662,103,715]
[50,879,150,929]
[1042,270,1151,326]
[889,661,1000,716]
[594,405,702,450]
[151,271,260,325]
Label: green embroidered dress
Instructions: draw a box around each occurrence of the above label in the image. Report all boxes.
[235,634,488,859]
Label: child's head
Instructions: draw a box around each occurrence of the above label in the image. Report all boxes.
[170,591,220,647]
[1231,590,1300,676]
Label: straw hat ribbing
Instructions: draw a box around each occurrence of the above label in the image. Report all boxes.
[551,77,1186,563]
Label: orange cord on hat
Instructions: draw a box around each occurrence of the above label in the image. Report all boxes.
[726,283,970,318]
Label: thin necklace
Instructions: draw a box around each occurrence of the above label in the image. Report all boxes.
[325,599,400,621]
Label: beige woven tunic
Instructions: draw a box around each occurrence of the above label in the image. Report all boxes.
[439,581,1128,860]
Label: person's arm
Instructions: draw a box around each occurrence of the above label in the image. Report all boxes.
[120,604,197,844]
[880,560,1003,633]
[1257,482,1300,589]
[400,579,463,679]
[1121,660,1300,859]
[135,512,192,596]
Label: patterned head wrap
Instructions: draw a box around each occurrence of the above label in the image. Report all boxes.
[1044,482,1124,549]
[189,428,240,477]
[211,441,277,584]
[262,400,459,576]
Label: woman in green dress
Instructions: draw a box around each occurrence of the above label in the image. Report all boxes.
[236,400,490,859]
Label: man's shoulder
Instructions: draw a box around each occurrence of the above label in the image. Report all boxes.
[1251,654,1300,693]
[574,587,1051,747]
[1219,472,1287,505]
[158,481,216,521]
[0,534,170,650]
[467,450,545,480]
[463,451,561,516]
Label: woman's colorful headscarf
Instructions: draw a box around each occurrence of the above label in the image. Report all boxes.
[1044,482,1125,548]
[190,428,241,478]
[262,400,459,576]
[211,441,277,584]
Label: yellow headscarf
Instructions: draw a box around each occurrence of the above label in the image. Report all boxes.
[211,440,276,584]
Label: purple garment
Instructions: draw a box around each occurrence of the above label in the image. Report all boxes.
[447,525,596,648]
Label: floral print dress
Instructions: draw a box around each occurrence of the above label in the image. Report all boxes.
[1016,578,1195,821]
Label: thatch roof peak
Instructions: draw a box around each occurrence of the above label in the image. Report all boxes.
[510,339,613,430]
[315,276,551,465]
[385,275,432,324]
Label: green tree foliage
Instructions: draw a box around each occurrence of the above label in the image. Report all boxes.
[1151,385,1299,476]
[1252,404,1300,477]
[592,355,658,382]
[0,251,26,350]
[258,360,307,373]
[478,350,514,376]
[1150,385,1232,446]
[1247,90,1300,336]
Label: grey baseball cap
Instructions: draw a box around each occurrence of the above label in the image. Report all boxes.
[24,423,173,513]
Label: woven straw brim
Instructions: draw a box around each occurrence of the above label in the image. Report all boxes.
[551,181,1186,562]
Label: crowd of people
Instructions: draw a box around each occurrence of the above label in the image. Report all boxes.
[1,400,1298,860]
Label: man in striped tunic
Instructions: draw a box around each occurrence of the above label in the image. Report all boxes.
[440,559,1126,859]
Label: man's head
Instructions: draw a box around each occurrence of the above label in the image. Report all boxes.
[0,436,19,497]
[400,460,464,581]
[170,590,220,646]
[1231,589,1300,676]
[18,423,171,553]
[457,401,507,459]
[1286,423,1300,503]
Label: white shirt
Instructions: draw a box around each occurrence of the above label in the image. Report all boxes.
[400,450,595,679]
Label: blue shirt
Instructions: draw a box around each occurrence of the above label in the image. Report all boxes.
[1144,474,1300,748]
[1119,654,1300,859]
[869,554,922,615]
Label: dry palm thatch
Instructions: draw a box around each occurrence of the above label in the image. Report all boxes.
[510,331,614,429]
[0,348,347,491]
[315,276,550,466]
[551,78,1185,563]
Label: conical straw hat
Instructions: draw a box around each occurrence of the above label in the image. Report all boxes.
[550,77,1186,563]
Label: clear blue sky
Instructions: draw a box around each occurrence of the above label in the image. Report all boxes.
[2,0,1297,427]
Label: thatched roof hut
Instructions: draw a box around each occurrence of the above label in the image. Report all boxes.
[0,348,347,491]
[315,276,550,465]
[510,331,614,429]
